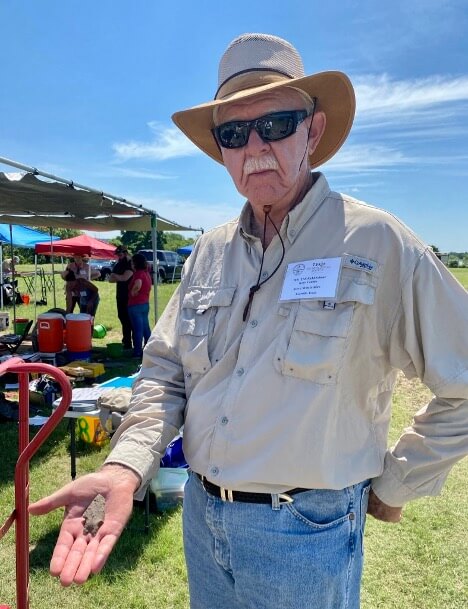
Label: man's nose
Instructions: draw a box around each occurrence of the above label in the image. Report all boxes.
[245,126,270,153]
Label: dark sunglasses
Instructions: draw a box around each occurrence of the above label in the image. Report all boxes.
[212,109,311,149]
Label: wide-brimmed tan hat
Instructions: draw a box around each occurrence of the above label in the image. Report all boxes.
[172,33,355,168]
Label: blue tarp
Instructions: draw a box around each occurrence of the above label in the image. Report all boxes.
[177,244,193,256]
[0,224,59,248]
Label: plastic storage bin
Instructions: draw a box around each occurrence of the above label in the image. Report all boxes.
[106,342,123,358]
[14,317,29,334]
[0,311,10,330]
[150,468,189,511]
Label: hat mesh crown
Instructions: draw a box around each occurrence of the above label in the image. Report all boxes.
[217,33,305,94]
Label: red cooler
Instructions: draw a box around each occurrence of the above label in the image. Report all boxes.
[37,313,64,353]
[65,314,92,353]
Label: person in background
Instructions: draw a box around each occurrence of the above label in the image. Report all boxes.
[109,245,133,350]
[128,253,152,358]
[64,270,100,317]
[61,253,99,313]
[2,255,20,275]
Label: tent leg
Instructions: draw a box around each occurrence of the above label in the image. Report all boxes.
[151,214,158,325]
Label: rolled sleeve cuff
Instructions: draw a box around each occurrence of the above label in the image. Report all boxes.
[371,468,420,507]
[105,439,162,501]
[371,458,449,507]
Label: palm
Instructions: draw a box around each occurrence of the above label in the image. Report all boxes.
[29,467,139,586]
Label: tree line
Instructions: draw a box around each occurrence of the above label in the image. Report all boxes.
[7,228,196,264]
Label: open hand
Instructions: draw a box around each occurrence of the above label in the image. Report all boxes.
[29,464,140,586]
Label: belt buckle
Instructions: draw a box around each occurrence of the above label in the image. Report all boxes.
[220,487,234,502]
[278,493,294,504]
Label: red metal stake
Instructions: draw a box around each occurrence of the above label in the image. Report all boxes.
[0,358,72,609]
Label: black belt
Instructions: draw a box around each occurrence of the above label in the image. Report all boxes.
[196,473,308,504]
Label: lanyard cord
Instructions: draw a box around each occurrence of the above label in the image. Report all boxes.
[242,205,286,321]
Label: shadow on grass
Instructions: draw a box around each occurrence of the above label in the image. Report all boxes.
[0,418,70,489]
[29,506,179,577]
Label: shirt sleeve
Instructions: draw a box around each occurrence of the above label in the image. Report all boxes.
[372,249,468,506]
[104,285,186,499]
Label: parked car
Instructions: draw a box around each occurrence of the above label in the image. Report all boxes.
[88,259,115,281]
[137,249,185,282]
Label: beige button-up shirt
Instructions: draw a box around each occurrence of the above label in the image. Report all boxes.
[107,173,468,507]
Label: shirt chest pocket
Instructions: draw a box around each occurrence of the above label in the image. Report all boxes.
[179,286,236,375]
[274,269,377,385]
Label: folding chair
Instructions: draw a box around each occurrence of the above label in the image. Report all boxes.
[0,320,33,355]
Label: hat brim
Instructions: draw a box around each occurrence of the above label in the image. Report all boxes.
[172,71,355,169]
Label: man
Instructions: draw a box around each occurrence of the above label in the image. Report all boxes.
[30,33,468,608]
[109,245,133,350]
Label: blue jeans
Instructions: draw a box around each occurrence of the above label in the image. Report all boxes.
[183,472,370,609]
[128,303,151,356]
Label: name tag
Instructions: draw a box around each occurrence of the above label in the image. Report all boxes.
[279,257,342,301]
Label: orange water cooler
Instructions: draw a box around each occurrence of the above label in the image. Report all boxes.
[65,313,92,360]
[37,313,64,353]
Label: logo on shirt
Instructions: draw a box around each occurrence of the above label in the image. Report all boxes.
[343,254,378,274]
[292,263,306,275]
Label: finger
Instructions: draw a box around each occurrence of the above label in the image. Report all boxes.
[58,535,90,587]
[90,531,122,574]
[50,529,76,577]
[73,535,101,584]
[49,515,89,577]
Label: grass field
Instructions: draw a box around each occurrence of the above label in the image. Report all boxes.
[5,264,176,348]
[0,266,466,608]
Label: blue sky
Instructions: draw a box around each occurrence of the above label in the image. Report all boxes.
[1,0,467,251]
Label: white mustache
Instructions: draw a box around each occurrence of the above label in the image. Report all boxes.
[243,156,279,175]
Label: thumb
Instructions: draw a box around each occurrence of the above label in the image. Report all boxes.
[29,488,71,516]
[29,478,90,516]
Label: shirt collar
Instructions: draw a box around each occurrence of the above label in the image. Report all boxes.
[238,172,331,244]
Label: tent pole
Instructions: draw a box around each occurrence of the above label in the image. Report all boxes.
[0,243,3,309]
[34,255,38,322]
[9,225,16,327]
[151,214,158,324]
[49,228,56,308]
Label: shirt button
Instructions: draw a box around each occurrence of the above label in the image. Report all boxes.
[185,372,192,379]
[221,416,229,425]
[250,320,258,328]
[261,271,268,279]
[236,368,244,376]
[290,229,296,236]
[210,466,219,476]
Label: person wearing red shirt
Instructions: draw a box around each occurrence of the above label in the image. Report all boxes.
[127,253,152,358]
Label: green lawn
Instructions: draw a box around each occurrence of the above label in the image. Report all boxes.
[0,266,466,608]
[6,264,175,348]
[451,267,468,289]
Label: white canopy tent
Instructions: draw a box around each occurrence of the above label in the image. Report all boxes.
[0,156,203,321]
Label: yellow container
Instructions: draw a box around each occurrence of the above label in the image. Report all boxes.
[77,416,108,446]
[61,361,106,378]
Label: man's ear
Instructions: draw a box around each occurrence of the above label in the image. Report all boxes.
[308,111,326,155]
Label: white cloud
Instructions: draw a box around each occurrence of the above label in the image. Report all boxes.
[354,74,468,125]
[131,194,241,233]
[113,122,201,161]
[322,74,468,172]
[326,144,410,172]
[109,167,175,180]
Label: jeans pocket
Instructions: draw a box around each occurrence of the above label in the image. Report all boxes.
[360,483,371,555]
[284,488,355,531]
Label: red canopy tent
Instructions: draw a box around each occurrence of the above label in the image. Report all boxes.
[35,234,118,260]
